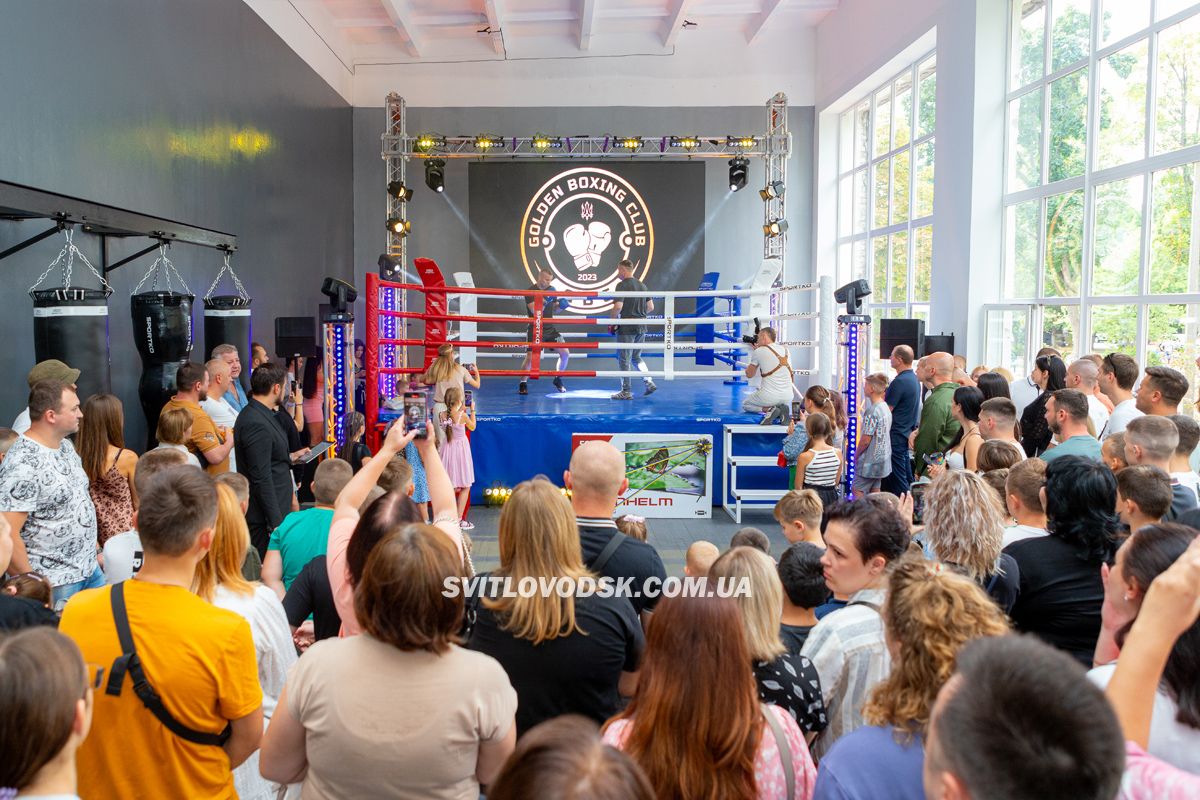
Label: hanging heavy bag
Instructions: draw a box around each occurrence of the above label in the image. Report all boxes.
[29,228,113,401]
[130,245,194,450]
[203,251,252,393]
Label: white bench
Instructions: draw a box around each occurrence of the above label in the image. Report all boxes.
[723,424,790,523]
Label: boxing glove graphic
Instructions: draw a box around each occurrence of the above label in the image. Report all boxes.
[586,221,612,268]
[564,224,592,269]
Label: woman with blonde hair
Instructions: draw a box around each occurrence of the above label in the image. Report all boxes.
[922,470,1019,613]
[709,547,828,735]
[423,344,480,446]
[78,393,138,545]
[812,555,1009,799]
[153,407,201,468]
[194,483,297,800]
[466,478,644,736]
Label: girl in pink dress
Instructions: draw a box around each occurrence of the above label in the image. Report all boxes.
[439,387,477,529]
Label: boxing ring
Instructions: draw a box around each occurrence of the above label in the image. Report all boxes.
[364,261,835,505]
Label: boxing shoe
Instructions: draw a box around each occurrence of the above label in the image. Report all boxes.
[518,381,528,395]
[644,381,658,396]
[553,377,566,393]
[611,390,634,400]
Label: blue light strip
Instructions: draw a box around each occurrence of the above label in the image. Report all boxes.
[844,322,860,498]
[324,322,352,453]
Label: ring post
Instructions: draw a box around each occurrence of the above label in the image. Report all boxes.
[366,272,380,451]
[819,276,835,388]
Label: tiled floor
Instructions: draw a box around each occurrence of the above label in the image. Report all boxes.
[465,505,792,576]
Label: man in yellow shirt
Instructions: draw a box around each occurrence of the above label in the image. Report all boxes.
[161,362,234,474]
[60,466,262,799]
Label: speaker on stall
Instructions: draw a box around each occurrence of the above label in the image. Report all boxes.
[923,333,956,355]
[879,318,925,359]
[274,316,318,359]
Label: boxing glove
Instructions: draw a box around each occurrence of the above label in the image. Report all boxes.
[557,298,570,312]
[586,221,612,268]
[564,223,591,269]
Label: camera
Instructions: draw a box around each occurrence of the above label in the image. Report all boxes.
[741,317,762,346]
[791,401,803,422]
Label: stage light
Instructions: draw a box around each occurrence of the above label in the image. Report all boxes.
[727,135,758,149]
[424,158,446,193]
[763,218,789,237]
[387,180,414,202]
[532,133,562,151]
[474,134,503,151]
[670,135,701,150]
[414,133,444,153]
[728,157,749,192]
[616,136,643,151]
[385,217,411,236]
[758,181,785,201]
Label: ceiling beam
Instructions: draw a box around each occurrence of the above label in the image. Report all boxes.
[380,0,424,57]
[661,0,695,47]
[747,0,785,43]
[578,0,597,50]
[483,0,506,54]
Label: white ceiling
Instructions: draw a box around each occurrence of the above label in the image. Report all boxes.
[248,0,838,105]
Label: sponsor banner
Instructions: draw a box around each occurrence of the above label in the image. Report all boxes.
[571,432,713,519]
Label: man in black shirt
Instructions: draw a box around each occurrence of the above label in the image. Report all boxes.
[282,554,340,645]
[564,440,667,621]
[518,268,571,395]
[610,258,657,400]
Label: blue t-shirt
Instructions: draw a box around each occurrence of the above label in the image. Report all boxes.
[885,369,920,438]
[267,507,334,590]
[814,724,925,800]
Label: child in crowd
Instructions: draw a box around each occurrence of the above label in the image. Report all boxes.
[773,489,824,547]
[781,385,840,486]
[980,468,1010,512]
[0,427,17,464]
[342,411,373,473]
[795,411,842,510]
[829,389,849,450]
[1115,465,1172,534]
[1002,458,1048,548]
[153,407,202,468]
[438,387,476,529]
[423,344,480,447]
[215,472,261,581]
[1102,431,1128,473]
[2,571,52,608]
[729,527,771,556]
[615,514,648,542]
[684,541,719,577]
[854,373,892,495]
[777,542,827,656]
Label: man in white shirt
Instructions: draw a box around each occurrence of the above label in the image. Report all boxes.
[1066,358,1110,436]
[201,358,240,471]
[1098,352,1143,440]
[741,327,795,417]
[10,360,80,434]
[1010,347,1061,417]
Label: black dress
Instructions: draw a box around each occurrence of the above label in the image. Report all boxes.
[1020,392,1052,457]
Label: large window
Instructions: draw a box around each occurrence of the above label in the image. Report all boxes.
[835,53,937,369]
[998,0,1200,396]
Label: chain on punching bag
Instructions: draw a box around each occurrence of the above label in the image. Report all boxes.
[28,228,113,402]
[130,243,193,450]
[203,251,252,392]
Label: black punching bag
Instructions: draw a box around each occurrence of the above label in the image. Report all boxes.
[31,288,112,402]
[131,291,193,450]
[204,295,252,392]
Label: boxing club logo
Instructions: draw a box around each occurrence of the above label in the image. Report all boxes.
[520,167,654,314]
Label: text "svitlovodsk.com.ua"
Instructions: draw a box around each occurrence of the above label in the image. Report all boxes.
[442,575,752,600]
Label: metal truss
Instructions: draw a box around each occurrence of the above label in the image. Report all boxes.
[382,133,789,160]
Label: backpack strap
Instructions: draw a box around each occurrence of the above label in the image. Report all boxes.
[759,345,793,379]
[589,531,628,574]
[761,704,796,800]
[106,582,231,747]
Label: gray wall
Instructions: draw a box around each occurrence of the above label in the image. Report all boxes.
[0,0,353,449]
[352,105,816,368]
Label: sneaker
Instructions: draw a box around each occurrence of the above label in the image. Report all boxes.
[553,377,566,393]
[459,520,475,531]
[644,381,657,396]
[772,404,790,424]
[518,381,528,395]
[611,390,634,400]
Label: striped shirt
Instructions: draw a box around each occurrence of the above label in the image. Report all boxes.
[803,448,841,487]
[800,588,890,761]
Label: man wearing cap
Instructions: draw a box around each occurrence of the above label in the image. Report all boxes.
[11,360,80,434]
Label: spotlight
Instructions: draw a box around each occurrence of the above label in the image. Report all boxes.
[532,133,562,151]
[320,277,358,317]
[669,135,701,150]
[377,253,403,280]
[615,136,643,151]
[414,133,444,153]
[424,158,446,193]
[727,135,758,149]
[728,157,749,192]
[387,180,414,201]
[474,134,503,151]
[386,217,412,236]
[758,181,785,201]
[763,219,789,237]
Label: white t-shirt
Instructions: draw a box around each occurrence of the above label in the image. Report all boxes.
[102,530,143,584]
[750,344,794,399]
[1086,394,1110,438]
[1002,524,1047,548]
[1088,663,1200,774]
[1102,398,1143,440]
[1010,377,1040,418]
[11,407,30,434]
[200,396,238,472]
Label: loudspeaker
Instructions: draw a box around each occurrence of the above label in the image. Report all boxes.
[924,333,955,355]
[274,316,318,359]
[879,318,925,359]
